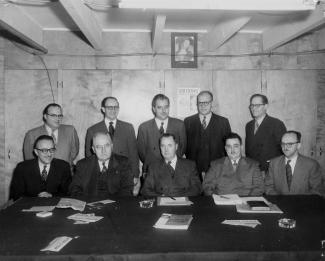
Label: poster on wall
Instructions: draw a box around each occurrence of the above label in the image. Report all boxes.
[171,33,197,68]
[177,88,200,118]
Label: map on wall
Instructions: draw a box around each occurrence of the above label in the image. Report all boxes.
[177,88,200,118]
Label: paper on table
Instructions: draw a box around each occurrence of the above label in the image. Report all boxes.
[67,213,103,223]
[236,196,283,214]
[212,194,243,205]
[157,197,193,206]
[22,206,56,212]
[222,219,261,228]
[154,213,193,230]
[87,199,115,207]
[56,198,86,212]
[40,236,73,252]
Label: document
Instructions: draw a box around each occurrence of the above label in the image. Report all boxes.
[40,236,73,252]
[157,197,193,206]
[236,197,283,214]
[87,199,115,207]
[222,219,261,228]
[212,194,243,205]
[22,206,56,212]
[154,213,193,230]
[56,198,86,212]
[67,213,103,224]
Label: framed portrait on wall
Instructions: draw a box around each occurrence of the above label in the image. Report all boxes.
[171,33,197,68]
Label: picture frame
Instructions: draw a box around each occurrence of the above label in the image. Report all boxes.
[171,32,197,68]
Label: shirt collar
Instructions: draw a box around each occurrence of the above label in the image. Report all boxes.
[229,157,241,165]
[199,112,212,123]
[38,160,50,173]
[165,155,177,169]
[45,124,58,136]
[104,118,117,129]
[255,114,266,126]
[155,117,169,130]
[98,159,110,171]
[285,154,298,165]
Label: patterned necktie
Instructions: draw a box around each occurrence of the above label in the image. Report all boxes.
[51,131,57,144]
[202,116,207,129]
[254,120,259,135]
[41,165,47,181]
[101,161,108,175]
[109,121,115,138]
[159,122,164,134]
[286,160,292,190]
[232,160,238,171]
[167,161,175,178]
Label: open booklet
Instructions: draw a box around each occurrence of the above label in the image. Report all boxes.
[153,213,193,230]
[212,194,243,205]
[157,197,193,206]
[236,196,283,214]
[56,198,86,212]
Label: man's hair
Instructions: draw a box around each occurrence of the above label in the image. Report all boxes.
[92,132,112,146]
[152,94,170,108]
[101,96,119,108]
[33,135,54,149]
[159,133,177,146]
[283,130,302,143]
[224,132,242,145]
[42,103,62,115]
[249,94,268,104]
[197,90,213,103]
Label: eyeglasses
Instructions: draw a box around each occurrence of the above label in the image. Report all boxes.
[197,101,212,107]
[47,113,63,119]
[104,106,119,110]
[94,144,112,150]
[281,142,299,148]
[249,104,265,109]
[35,148,56,154]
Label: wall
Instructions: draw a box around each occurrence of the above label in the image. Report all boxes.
[0,29,325,204]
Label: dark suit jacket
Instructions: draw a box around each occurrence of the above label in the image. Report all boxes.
[85,120,139,177]
[245,114,286,171]
[184,113,231,170]
[23,124,79,165]
[70,154,133,197]
[202,157,264,196]
[265,154,323,195]
[141,158,201,197]
[9,158,71,201]
[137,117,186,172]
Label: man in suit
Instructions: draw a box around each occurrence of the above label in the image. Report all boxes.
[245,94,286,172]
[141,133,201,197]
[203,132,264,196]
[137,94,186,174]
[10,135,71,201]
[184,91,231,179]
[85,96,139,192]
[70,132,133,197]
[23,103,79,165]
[265,131,323,195]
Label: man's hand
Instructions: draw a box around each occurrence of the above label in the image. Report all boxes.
[133,177,141,196]
[38,192,52,198]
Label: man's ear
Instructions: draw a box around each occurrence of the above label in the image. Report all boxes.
[101,107,105,114]
[34,149,39,157]
[297,142,302,150]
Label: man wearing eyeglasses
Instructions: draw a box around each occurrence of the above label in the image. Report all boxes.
[23,103,79,165]
[85,97,139,194]
[203,132,264,196]
[10,135,71,201]
[265,131,323,195]
[245,94,286,172]
[70,132,134,197]
[184,91,231,180]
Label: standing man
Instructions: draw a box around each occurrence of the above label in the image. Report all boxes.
[85,97,139,187]
[141,133,201,197]
[203,133,264,196]
[265,131,323,195]
[10,135,71,201]
[184,91,231,179]
[70,132,134,197]
[23,103,79,165]
[137,94,186,174]
[245,94,286,172]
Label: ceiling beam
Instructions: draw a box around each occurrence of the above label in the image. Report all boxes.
[59,0,103,50]
[152,15,166,53]
[208,17,251,51]
[263,4,325,52]
[0,4,47,53]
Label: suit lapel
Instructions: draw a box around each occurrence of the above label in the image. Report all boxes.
[290,155,304,193]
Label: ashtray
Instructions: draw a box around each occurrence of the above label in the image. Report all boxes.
[139,199,155,208]
[278,218,296,229]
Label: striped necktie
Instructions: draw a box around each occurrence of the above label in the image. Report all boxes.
[41,165,48,181]
[159,122,164,134]
[202,116,207,129]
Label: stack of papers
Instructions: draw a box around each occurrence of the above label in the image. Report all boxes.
[56,198,86,212]
[41,236,73,252]
[87,199,115,207]
[212,194,243,205]
[154,213,193,230]
[22,206,55,212]
[157,197,193,206]
[236,197,283,213]
[67,213,103,224]
[222,219,261,228]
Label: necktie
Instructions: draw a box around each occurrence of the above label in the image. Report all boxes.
[101,161,108,175]
[232,161,238,171]
[51,131,57,144]
[202,116,207,129]
[167,161,175,178]
[41,165,47,181]
[286,160,292,190]
[109,121,115,138]
[159,122,164,135]
[254,120,259,135]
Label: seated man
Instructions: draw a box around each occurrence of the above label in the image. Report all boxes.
[141,133,201,197]
[203,132,264,196]
[70,132,133,197]
[10,135,71,201]
[265,130,323,195]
